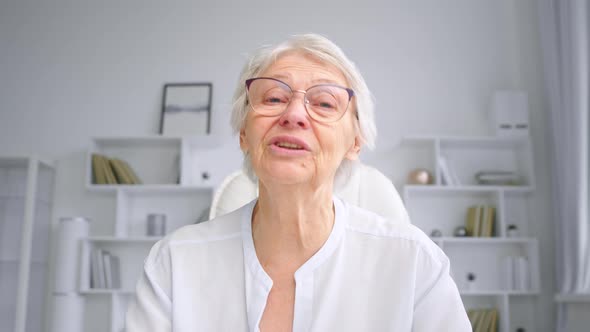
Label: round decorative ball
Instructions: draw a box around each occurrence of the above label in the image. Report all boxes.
[430,229,443,238]
[507,224,520,238]
[454,226,468,237]
[407,168,433,185]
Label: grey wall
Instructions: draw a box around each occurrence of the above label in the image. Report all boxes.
[0,0,557,330]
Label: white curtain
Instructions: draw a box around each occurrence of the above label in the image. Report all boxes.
[538,0,589,330]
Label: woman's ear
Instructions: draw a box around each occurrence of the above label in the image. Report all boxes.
[239,128,248,153]
[344,135,361,161]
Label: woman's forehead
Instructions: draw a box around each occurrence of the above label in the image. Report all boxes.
[261,51,348,87]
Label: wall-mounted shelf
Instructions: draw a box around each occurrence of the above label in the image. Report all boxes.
[400,135,539,332]
[73,136,240,332]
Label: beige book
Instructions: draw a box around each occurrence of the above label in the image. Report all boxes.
[467,309,479,329]
[465,206,477,236]
[475,309,491,332]
[92,154,107,184]
[99,155,117,184]
[485,207,496,237]
[119,159,142,184]
[473,206,483,237]
[470,309,484,331]
[109,159,134,184]
[489,309,498,332]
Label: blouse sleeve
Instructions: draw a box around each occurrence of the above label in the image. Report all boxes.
[125,240,173,331]
[412,245,472,331]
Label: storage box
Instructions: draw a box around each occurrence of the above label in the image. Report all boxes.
[490,91,530,137]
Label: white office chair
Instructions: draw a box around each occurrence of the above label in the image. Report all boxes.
[209,163,411,224]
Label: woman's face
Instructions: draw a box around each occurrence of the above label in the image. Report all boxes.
[240,51,361,188]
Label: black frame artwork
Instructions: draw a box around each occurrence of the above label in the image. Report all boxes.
[159,83,212,136]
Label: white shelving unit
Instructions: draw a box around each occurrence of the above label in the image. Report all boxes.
[400,135,539,332]
[76,136,230,332]
[0,156,55,332]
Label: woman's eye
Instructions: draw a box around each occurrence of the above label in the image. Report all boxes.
[311,98,337,110]
[263,94,288,105]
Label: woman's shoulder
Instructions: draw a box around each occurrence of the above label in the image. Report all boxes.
[144,202,250,268]
[342,201,445,262]
[167,206,245,243]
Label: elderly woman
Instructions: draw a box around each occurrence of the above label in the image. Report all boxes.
[126,34,471,331]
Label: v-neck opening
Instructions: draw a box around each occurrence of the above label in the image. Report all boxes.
[241,196,347,332]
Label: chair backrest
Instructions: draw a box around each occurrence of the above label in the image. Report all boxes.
[209,163,411,224]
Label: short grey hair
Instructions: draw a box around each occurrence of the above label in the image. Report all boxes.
[231,33,377,184]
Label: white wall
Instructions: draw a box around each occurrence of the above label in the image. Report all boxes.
[0,0,557,330]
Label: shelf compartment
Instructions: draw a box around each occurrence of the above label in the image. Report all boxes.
[79,289,136,295]
[0,261,19,332]
[402,136,535,188]
[115,187,213,237]
[82,295,113,332]
[394,137,437,186]
[435,237,537,245]
[111,293,132,332]
[555,293,590,303]
[0,197,26,261]
[88,236,161,244]
[461,294,508,332]
[404,184,534,193]
[446,240,540,294]
[87,183,213,194]
[460,290,539,296]
[87,136,183,188]
[501,191,532,238]
[404,189,500,237]
[31,200,52,263]
[438,137,534,188]
[508,296,537,332]
[0,161,28,197]
[25,262,48,332]
[181,136,242,187]
[79,239,153,293]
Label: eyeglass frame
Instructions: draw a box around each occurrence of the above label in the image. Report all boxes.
[245,77,356,123]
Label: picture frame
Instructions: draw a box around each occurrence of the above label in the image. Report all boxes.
[159,83,212,136]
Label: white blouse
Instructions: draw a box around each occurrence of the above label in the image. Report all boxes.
[126,197,472,331]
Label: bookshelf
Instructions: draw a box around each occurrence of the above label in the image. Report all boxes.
[0,156,55,332]
[73,136,236,332]
[400,135,539,332]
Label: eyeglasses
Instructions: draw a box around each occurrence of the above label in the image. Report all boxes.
[245,77,355,123]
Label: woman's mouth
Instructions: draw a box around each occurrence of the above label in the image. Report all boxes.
[275,142,304,150]
[269,136,310,156]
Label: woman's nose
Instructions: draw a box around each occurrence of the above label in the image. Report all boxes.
[278,92,311,129]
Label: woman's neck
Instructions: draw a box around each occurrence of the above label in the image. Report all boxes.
[252,181,335,271]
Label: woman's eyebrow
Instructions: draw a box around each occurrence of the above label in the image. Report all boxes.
[269,74,342,86]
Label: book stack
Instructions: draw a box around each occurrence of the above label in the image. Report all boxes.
[92,153,142,185]
[475,170,521,186]
[467,308,498,332]
[465,205,496,237]
[503,255,531,291]
[90,248,121,289]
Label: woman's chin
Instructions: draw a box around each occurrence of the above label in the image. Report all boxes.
[257,163,313,186]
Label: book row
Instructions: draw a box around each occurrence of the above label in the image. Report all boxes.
[91,248,121,289]
[92,153,142,185]
[503,255,531,291]
[467,308,498,332]
[465,205,496,237]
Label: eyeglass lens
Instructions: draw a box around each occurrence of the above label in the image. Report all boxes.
[246,78,351,122]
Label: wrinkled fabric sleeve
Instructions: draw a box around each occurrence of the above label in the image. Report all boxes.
[412,245,472,331]
[126,241,172,331]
